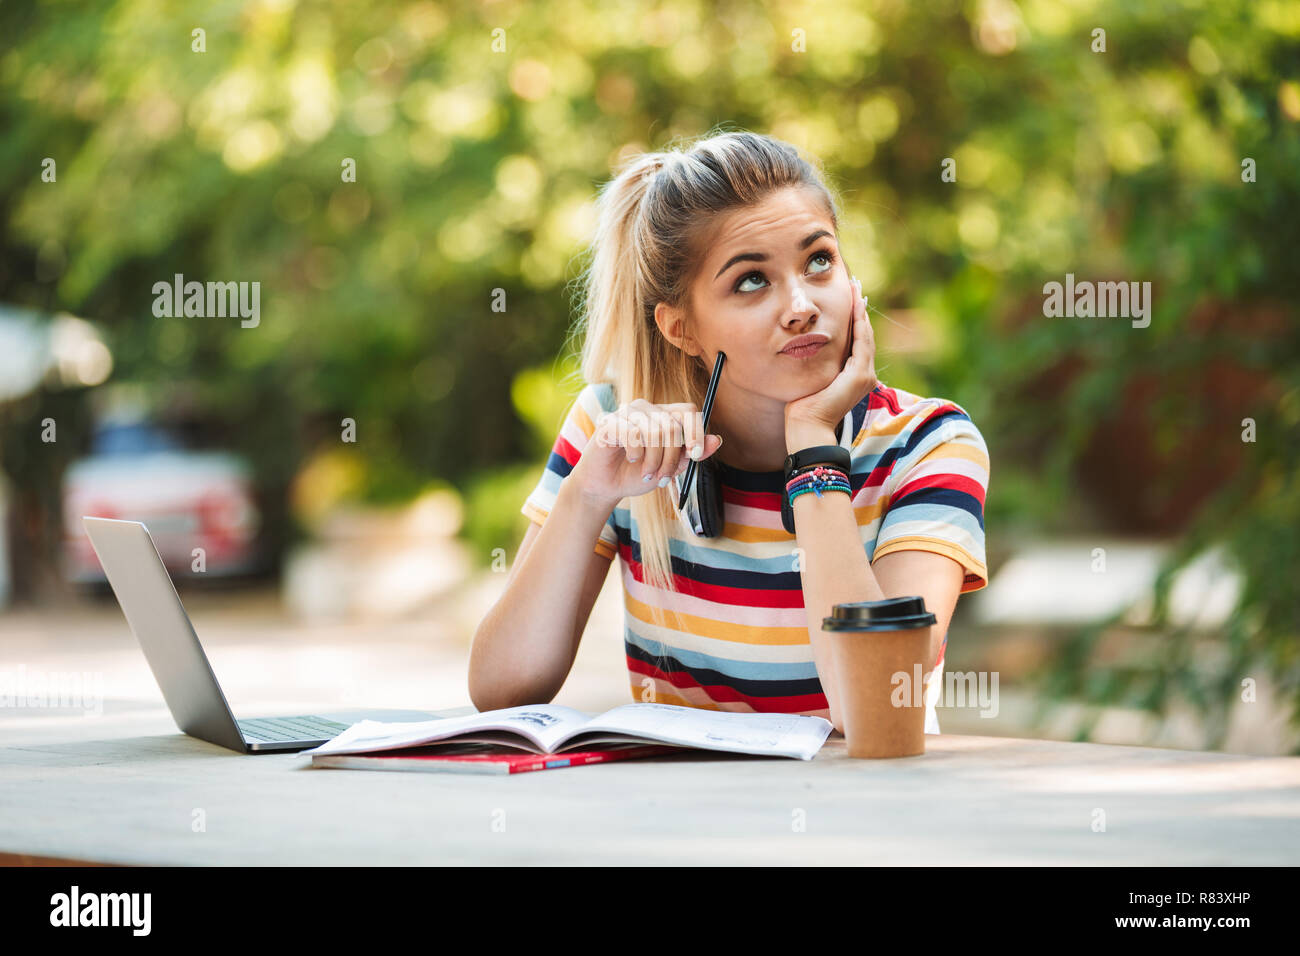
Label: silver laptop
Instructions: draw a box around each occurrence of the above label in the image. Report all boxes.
[82,516,448,753]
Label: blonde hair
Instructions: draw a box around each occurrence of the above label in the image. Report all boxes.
[564,127,842,617]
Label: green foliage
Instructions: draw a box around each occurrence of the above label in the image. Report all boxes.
[510,353,584,461]
[458,462,549,567]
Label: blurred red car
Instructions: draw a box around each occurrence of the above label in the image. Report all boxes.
[63,420,261,583]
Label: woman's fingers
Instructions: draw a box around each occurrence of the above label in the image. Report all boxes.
[639,426,665,482]
[625,419,643,463]
[626,404,662,480]
[604,400,718,492]
[699,433,723,460]
[677,405,703,460]
[655,413,684,485]
[655,402,711,461]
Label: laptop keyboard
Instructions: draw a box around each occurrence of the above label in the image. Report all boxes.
[238,715,351,742]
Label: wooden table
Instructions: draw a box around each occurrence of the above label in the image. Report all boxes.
[4,706,1298,865]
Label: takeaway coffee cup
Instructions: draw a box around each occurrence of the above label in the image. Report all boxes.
[822,596,937,758]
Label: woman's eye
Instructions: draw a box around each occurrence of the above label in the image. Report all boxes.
[735,250,837,294]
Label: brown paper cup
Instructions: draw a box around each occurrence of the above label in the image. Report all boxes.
[823,597,937,759]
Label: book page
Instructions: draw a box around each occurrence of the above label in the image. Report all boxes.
[560,702,833,760]
[552,733,665,753]
[298,704,596,757]
[435,732,548,754]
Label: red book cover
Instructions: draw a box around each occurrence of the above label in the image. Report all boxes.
[311,741,687,775]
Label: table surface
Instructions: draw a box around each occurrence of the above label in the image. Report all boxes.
[4,706,1300,865]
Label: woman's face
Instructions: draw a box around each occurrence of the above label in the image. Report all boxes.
[671,185,855,404]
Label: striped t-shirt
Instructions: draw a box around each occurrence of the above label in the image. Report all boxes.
[520,380,990,732]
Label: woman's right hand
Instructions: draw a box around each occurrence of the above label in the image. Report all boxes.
[572,399,723,506]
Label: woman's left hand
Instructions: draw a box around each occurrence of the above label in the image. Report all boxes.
[784,276,878,439]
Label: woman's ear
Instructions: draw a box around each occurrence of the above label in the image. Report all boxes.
[655,301,703,358]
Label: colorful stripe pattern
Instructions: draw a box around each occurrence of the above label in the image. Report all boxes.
[521,381,990,729]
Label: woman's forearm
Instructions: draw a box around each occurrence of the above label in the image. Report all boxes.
[787,420,887,734]
[468,477,618,711]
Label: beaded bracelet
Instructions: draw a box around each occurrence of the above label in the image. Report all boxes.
[788,480,851,505]
[786,463,849,487]
[789,481,851,505]
[785,464,851,505]
[786,463,849,489]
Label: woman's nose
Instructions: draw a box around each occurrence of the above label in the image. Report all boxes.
[787,283,816,319]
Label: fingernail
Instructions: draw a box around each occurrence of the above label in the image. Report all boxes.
[643,473,653,482]
[689,445,702,460]
[657,476,670,488]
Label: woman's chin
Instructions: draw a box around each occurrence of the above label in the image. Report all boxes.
[776,373,838,402]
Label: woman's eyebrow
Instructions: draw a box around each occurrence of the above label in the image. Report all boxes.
[713,229,835,281]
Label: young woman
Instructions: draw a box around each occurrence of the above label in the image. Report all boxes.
[469,130,989,735]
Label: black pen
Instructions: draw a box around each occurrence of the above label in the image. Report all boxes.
[678,351,726,510]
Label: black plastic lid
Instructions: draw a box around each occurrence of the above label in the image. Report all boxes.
[822,596,937,631]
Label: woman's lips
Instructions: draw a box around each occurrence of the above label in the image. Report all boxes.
[780,340,828,358]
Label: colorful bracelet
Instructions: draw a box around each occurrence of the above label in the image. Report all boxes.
[789,482,851,505]
[786,463,849,490]
[785,464,851,505]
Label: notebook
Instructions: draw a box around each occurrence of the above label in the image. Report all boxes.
[311,741,687,775]
[299,701,833,763]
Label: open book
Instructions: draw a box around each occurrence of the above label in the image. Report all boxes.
[299,702,833,761]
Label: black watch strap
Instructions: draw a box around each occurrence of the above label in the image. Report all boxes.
[783,444,851,483]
